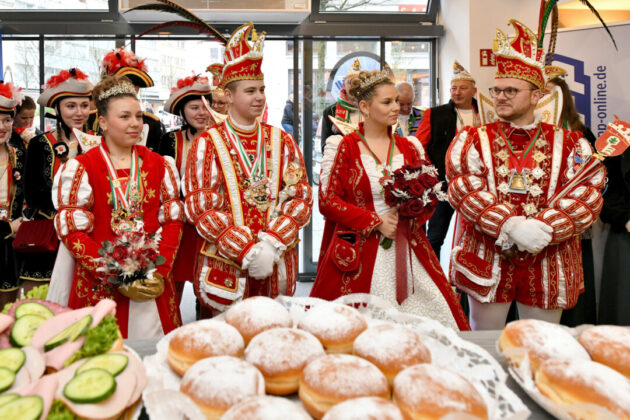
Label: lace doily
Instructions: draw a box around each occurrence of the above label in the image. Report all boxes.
[143,294,530,419]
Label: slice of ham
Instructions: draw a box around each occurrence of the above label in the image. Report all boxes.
[29,299,117,370]
[0,313,14,334]
[6,299,71,319]
[17,375,59,420]
[113,350,147,408]
[56,360,137,420]
[21,347,46,383]
[30,307,93,354]
[8,365,30,391]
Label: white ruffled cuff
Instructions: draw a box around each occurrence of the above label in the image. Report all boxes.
[241,244,261,270]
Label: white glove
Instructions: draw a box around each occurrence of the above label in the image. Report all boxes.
[246,240,277,279]
[496,216,525,250]
[241,243,262,271]
[508,219,553,254]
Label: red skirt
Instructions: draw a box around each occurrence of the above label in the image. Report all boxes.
[171,223,201,283]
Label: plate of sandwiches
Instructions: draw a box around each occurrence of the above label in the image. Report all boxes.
[497,319,630,420]
[143,293,530,420]
[0,298,146,420]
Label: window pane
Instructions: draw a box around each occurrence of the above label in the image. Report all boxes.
[386,40,432,108]
[135,39,223,131]
[2,39,41,128]
[0,0,109,10]
[319,0,428,13]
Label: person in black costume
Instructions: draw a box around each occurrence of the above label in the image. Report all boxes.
[546,75,598,326]
[0,82,26,307]
[21,68,93,295]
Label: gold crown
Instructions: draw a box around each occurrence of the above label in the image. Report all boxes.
[358,70,390,92]
[98,82,137,101]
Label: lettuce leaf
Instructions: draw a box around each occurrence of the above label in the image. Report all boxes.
[47,401,79,420]
[1,284,49,314]
[65,315,120,366]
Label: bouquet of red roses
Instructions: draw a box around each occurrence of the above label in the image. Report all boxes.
[96,221,166,300]
[380,159,447,248]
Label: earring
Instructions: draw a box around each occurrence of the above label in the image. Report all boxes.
[365,113,370,120]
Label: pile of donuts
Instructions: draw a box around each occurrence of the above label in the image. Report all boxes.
[165,296,489,420]
[499,319,630,419]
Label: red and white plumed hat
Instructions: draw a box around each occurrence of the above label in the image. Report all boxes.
[0,82,23,114]
[215,22,265,89]
[164,74,212,115]
[37,68,93,108]
[100,47,154,88]
[493,20,546,91]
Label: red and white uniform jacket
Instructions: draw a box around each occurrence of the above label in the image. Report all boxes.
[53,144,184,337]
[446,120,605,309]
[182,119,312,311]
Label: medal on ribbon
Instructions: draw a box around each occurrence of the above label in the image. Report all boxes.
[224,119,272,211]
[99,145,143,235]
[499,124,542,195]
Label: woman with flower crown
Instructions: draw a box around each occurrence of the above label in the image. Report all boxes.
[53,75,183,338]
[158,74,211,304]
[19,69,93,294]
[0,82,26,307]
[311,69,469,331]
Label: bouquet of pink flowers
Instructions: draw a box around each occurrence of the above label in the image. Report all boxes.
[380,159,447,248]
[96,221,165,299]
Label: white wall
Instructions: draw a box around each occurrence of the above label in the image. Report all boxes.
[438,0,540,102]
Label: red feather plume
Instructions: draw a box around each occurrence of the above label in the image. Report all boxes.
[0,82,22,104]
[172,73,209,93]
[101,47,149,75]
[43,68,89,90]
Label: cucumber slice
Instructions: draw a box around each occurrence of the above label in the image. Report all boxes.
[0,393,19,407]
[44,314,92,352]
[0,348,26,372]
[14,302,54,320]
[9,315,46,348]
[0,395,43,420]
[0,367,16,392]
[63,368,116,404]
[76,353,128,377]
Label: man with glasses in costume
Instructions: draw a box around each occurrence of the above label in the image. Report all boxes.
[445,20,605,330]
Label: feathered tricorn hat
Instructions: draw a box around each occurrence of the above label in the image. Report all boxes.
[345,58,362,79]
[37,68,93,108]
[164,73,212,115]
[100,47,153,88]
[0,82,23,115]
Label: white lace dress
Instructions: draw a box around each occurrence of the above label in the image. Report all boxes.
[362,154,459,330]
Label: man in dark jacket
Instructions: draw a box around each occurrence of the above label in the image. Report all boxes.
[415,61,480,260]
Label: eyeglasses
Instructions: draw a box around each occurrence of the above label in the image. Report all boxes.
[488,87,537,99]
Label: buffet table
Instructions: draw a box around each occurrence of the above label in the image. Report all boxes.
[126,330,554,419]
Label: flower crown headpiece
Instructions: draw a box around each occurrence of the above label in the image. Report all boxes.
[98,82,137,101]
[358,70,390,95]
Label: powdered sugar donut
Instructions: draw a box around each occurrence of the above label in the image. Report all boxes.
[221,395,312,420]
[167,320,244,376]
[299,354,389,419]
[535,358,630,419]
[322,397,403,420]
[298,303,367,353]
[499,319,590,375]
[353,323,431,385]
[245,327,325,395]
[225,296,292,344]
[578,325,630,379]
[393,364,488,420]
[180,356,265,420]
